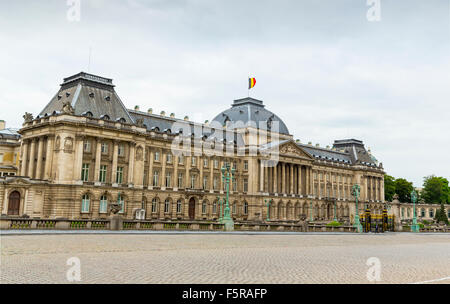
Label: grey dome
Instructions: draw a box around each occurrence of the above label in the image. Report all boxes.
[211,97,290,135]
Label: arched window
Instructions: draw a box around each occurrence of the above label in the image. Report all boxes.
[81,194,90,213]
[243,202,248,215]
[164,199,171,213]
[99,195,108,214]
[429,209,434,218]
[151,198,158,213]
[176,199,182,214]
[117,194,124,213]
[118,117,126,123]
[101,114,110,121]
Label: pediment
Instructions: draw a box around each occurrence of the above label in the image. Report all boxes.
[2,177,43,186]
[278,141,314,160]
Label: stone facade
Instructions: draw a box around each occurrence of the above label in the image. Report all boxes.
[0,120,20,177]
[0,72,390,223]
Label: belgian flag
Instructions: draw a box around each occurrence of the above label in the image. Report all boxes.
[248,77,256,89]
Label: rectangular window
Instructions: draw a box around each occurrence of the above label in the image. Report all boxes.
[118,144,125,156]
[190,174,196,189]
[203,176,208,189]
[166,153,172,164]
[176,200,182,213]
[83,140,91,152]
[99,165,107,183]
[214,159,219,168]
[191,157,197,166]
[99,196,108,214]
[232,162,236,169]
[243,178,248,192]
[232,179,237,192]
[81,195,90,213]
[81,163,89,182]
[213,176,218,190]
[101,143,108,154]
[154,151,160,162]
[116,167,123,184]
[244,161,248,171]
[153,170,159,187]
[203,158,208,168]
[165,172,171,187]
[178,173,183,188]
[118,195,124,214]
[178,155,184,164]
[151,199,157,213]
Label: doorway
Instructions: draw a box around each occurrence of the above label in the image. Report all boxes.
[8,191,20,216]
[188,197,196,220]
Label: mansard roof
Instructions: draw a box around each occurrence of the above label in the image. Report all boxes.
[39,72,134,124]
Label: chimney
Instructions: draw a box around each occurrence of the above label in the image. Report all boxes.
[0,120,5,130]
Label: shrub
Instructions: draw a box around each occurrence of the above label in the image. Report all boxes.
[326,221,342,227]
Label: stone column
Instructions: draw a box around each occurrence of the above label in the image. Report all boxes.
[298,165,302,195]
[264,163,269,193]
[148,149,154,188]
[209,157,214,190]
[161,150,167,188]
[306,167,311,195]
[94,139,102,182]
[272,164,278,193]
[111,141,119,184]
[128,142,136,185]
[185,155,191,188]
[281,162,286,194]
[35,137,44,179]
[27,138,36,178]
[259,160,264,192]
[20,139,29,176]
[173,152,179,189]
[199,156,204,189]
[73,136,84,182]
[43,136,54,180]
[290,164,294,194]
[380,177,385,202]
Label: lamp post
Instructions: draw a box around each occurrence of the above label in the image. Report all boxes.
[352,184,363,233]
[220,163,235,231]
[411,190,419,232]
[265,199,272,221]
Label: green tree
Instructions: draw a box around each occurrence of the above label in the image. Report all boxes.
[394,178,414,203]
[422,175,449,204]
[434,201,449,225]
[384,174,396,202]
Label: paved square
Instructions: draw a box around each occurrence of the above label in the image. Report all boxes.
[1,232,449,284]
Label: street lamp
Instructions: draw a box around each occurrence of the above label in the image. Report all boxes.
[411,190,419,232]
[220,163,235,231]
[217,196,223,223]
[351,184,363,233]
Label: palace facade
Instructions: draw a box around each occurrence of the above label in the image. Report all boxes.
[0,72,387,223]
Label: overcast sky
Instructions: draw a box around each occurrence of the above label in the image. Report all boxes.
[1,0,449,186]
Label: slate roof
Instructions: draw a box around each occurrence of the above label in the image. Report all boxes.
[39,72,134,124]
[0,128,21,140]
[211,97,290,135]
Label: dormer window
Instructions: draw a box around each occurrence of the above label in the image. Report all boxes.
[104,96,110,101]
[100,114,110,121]
[83,111,93,117]
[117,117,126,123]
[89,92,94,98]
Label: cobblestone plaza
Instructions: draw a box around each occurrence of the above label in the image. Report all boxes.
[1,233,449,284]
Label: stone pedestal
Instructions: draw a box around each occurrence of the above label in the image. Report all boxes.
[110,215,123,230]
[223,219,234,231]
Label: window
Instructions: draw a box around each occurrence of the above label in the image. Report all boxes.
[190,174,196,189]
[176,200,182,213]
[81,164,89,182]
[213,201,217,214]
[203,158,208,168]
[0,153,3,164]
[232,162,236,169]
[164,199,170,213]
[429,209,434,218]
[232,203,236,214]
[202,201,207,214]
[83,140,91,152]
[244,161,248,171]
[151,198,158,213]
[243,202,248,215]
[153,171,159,187]
[117,193,124,213]
[178,173,183,188]
[99,195,108,213]
[178,155,184,164]
[99,165,107,183]
[203,176,208,190]
[81,194,90,213]
[214,159,219,168]
[116,167,123,184]
[13,153,17,164]
[447,209,450,218]
[101,143,108,154]
[421,208,425,217]
[118,144,125,156]
[243,178,248,192]
[165,172,171,187]
[213,176,218,190]
[232,179,237,192]
[166,153,172,164]
[154,151,160,162]
[191,157,197,166]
